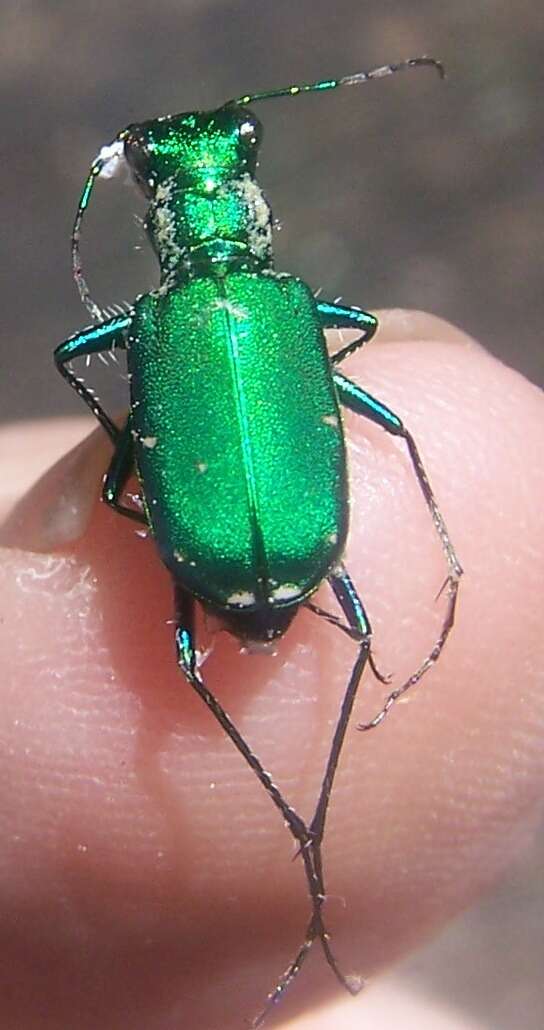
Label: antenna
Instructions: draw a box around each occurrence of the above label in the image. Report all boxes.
[235,56,444,106]
[71,132,128,321]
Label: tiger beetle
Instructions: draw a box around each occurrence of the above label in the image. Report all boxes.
[54,56,462,1026]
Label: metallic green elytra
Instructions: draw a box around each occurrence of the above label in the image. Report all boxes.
[130,274,347,624]
[55,56,462,1027]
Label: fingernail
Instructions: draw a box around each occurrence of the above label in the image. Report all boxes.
[0,428,112,552]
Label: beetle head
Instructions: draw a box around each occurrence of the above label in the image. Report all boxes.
[123,104,263,197]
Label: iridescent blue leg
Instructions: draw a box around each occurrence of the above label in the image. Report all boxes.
[102,417,147,525]
[334,370,463,729]
[317,300,377,363]
[173,590,354,1025]
[54,313,131,442]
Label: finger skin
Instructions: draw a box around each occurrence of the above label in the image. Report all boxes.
[0,313,543,1030]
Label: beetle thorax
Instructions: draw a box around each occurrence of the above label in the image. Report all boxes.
[148,172,273,286]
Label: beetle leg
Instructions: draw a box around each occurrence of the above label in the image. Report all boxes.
[174,593,308,842]
[102,417,148,525]
[309,565,372,844]
[173,588,355,1020]
[305,600,391,684]
[54,312,131,442]
[317,300,377,364]
[334,370,463,729]
[253,567,372,1024]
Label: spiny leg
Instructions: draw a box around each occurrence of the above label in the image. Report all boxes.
[253,567,373,1025]
[254,837,355,1021]
[175,588,307,840]
[334,370,463,730]
[305,600,390,685]
[102,417,147,525]
[317,300,377,363]
[310,566,373,844]
[54,313,131,442]
[173,589,352,1017]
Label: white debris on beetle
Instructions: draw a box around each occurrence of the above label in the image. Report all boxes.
[207,298,249,321]
[130,430,157,449]
[173,549,185,563]
[152,178,185,292]
[322,414,339,428]
[233,174,272,259]
[97,140,126,179]
[195,461,208,473]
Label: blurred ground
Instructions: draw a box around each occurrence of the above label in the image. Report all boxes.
[1,2,542,1028]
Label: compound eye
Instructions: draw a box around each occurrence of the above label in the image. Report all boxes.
[124,134,155,197]
[239,118,259,144]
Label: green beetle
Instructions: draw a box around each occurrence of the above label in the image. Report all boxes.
[55,57,461,1026]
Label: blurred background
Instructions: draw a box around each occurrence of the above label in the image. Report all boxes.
[1,0,543,424]
[1,1,542,1027]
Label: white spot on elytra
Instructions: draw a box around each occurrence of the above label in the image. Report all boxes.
[131,431,157,449]
[227,591,256,607]
[270,584,300,602]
